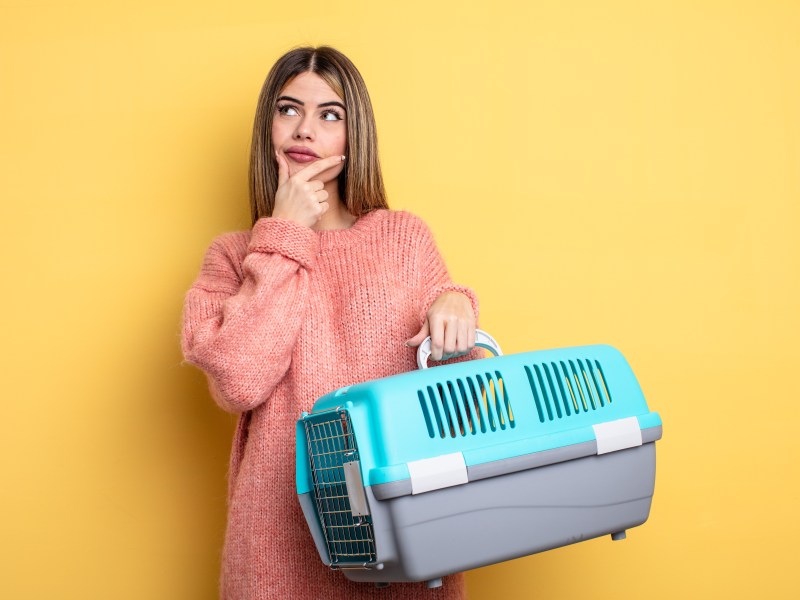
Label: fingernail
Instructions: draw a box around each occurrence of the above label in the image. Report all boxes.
[341,155,346,161]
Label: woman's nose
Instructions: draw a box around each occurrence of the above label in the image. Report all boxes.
[294,116,314,139]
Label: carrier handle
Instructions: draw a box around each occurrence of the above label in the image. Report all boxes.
[416,329,503,370]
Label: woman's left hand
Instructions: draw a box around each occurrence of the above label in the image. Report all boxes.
[406,291,476,361]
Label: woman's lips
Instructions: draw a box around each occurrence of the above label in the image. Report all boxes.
[286,151,319,163]
[285,146,320,163]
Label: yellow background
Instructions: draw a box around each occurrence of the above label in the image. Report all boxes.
[2,0,798,598]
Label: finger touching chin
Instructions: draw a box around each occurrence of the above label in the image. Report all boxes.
[319,163,345,180]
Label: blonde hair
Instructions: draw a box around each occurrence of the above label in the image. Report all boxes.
[248,45,388,225]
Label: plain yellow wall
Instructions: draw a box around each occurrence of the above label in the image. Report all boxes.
[2,1,798,598]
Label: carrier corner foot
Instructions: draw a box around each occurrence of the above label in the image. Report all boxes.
[611,530,627,541]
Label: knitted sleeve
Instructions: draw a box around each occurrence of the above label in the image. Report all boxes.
[181,217,318,413]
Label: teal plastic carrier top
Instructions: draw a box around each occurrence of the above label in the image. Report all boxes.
[296,344,661,495]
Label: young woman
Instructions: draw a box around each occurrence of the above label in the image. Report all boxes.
[181,45,480,599]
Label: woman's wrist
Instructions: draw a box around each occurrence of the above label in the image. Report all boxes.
[249,217,319,269]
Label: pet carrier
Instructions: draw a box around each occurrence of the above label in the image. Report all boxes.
[296,331,661,588]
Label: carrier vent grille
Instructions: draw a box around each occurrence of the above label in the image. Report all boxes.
[418,371,515,439]
[304,411,376,566]
[525,359,613,423]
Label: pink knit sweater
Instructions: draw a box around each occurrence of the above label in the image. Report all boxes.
[181,209,481,599]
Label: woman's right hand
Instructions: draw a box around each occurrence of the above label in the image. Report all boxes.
[272,152,345,228]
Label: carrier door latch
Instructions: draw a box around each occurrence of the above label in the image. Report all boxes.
[343,460,370,517]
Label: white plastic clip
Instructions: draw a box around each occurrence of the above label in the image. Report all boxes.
[593,417,643,455]
[407,452,468,494]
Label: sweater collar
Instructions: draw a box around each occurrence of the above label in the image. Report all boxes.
[316,208,387,252]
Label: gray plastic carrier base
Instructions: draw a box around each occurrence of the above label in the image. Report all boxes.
[299,442,656,584]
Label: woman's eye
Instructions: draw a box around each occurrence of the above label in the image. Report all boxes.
[322,110,343,122]
[277,104,299,116]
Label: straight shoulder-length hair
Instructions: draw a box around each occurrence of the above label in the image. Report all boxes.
[248,45,388,225]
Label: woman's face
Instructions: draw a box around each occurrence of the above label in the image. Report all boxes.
[271,71,347,181]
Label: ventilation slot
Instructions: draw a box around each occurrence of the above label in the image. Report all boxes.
[567,360,590,411]
[418,372,515,438]
[417,390,435,438]
[593,360,613,405]
[450,380,475,435]
[496,371,515,428]
[526,358,614,421]
[425,386,445,438]
[545,362,572,417]
[525,365,544,422]
[463,378,486,433]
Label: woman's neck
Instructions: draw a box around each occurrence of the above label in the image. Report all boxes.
[312,181,357,230]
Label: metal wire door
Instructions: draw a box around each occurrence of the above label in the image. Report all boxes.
[304,409,376,566]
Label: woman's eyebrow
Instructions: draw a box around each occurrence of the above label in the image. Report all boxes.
[277,95,346,111]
